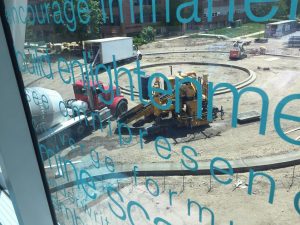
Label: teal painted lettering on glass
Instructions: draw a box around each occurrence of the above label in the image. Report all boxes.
[248,169,276,204]
[245,0,278,22]
[176,0,201,24]
[274,94,300,145]
[210,157,233,185]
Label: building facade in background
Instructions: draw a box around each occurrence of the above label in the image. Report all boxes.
[24,0,247,41]
[102,0,247,37]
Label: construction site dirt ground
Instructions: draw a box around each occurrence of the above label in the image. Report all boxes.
[23,35,300,224]
[54,168,300,225]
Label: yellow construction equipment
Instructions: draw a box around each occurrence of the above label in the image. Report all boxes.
[118,71,222,132]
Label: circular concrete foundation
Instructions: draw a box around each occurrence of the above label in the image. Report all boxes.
[118,62,256,96]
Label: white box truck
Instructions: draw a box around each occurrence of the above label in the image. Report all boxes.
[83,37,142,66]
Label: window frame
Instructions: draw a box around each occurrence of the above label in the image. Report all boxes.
[0,2,58,225]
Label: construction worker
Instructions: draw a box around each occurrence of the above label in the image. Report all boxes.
[259,46,266,55]
[233,41,245,52]
[153,77,161,89]
[184,82,196,101]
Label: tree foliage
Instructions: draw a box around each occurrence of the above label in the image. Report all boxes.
[141,26,156,42]
[66,0,103,42]
[133,26,156,46]
[251,0,290,20]
[25,0,103,43]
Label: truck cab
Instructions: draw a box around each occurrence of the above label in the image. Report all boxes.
[73,80,128,118]
[133,44,142,60]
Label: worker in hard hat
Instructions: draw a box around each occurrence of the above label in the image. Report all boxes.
[259,46,266,55]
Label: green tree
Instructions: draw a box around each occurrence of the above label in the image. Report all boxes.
[25,0,103,43]
[133,26,156,46]
[77,0,103,41]
[141,26,156,42]
[251,0,289,20]
[55,0,103,42]
[276,0,289,18]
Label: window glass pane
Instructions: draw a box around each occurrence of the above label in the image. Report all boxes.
[0,166,19,225]
[2,0,300,224]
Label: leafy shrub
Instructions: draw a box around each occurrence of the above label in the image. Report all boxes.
[133,26,156,46]
[141,26,156,43]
